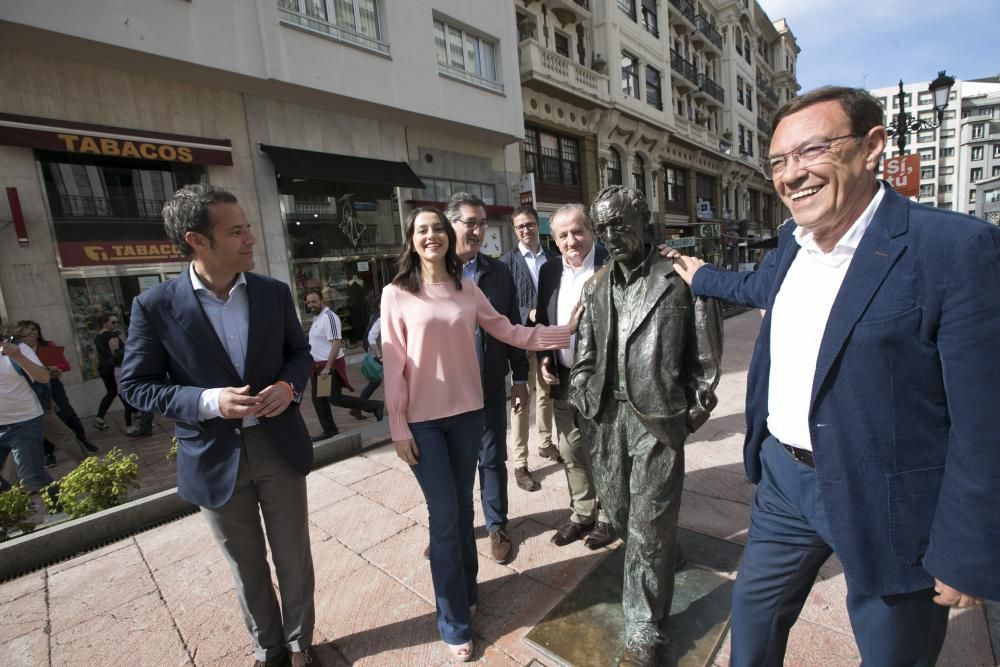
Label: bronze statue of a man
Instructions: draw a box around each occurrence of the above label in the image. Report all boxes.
[569,185,723,666]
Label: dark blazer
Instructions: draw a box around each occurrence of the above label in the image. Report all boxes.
[692,184,1000,600]
[569,252,724,447]
[120,269,313,508]
[474,252,529,389]
[534,245,610,400]
[500,245,558,325]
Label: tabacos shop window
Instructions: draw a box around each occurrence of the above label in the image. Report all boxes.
[0,114,233,379]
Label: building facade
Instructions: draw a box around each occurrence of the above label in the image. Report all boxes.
[870,76,1000,217]
[0,1,524,416]
[514,0,798,268]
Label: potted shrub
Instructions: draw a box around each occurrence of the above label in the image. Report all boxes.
[43,447,140,519]
[0,483,35,542]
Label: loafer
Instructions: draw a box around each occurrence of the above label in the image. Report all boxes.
[489,529,512,564]
[537,444,562,462]
[551,520,594,547]
[373,404,385,422]
[126,430,153,438]
[514,466,539,491]
[584,521,617,550]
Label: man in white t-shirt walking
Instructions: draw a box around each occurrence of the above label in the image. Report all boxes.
[304,290,383,441]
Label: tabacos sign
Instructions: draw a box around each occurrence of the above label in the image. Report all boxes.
[59,240,186,267]
[0,112,233,166]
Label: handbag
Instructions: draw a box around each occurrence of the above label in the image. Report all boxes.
[361,352,383,382]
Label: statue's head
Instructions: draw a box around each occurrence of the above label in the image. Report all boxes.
[591,185,649,269]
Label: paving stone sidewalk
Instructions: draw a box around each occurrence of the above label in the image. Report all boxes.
[0,313,994,666]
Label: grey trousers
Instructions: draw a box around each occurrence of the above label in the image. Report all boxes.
[200,426,315,661]
[582,399,684,641]
[551,398,606,525]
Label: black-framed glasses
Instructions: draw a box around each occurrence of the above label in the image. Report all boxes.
[514,222,537,232]
[457,219,487,230]
[762,134,860,179]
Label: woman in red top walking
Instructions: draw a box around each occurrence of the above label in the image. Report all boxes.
[381,207,579,660]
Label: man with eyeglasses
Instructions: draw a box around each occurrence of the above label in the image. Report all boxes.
[570,185,723,666]
[444,191,527,564]
[500,205,560,492]
[666,86,1000,665]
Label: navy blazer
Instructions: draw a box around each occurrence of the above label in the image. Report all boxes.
[120,269,314,508]
[474,253,529,388]
[693,185,1000,600]
[499,245,557,325]
[534,245,610,400]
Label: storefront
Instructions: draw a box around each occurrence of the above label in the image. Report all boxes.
[0,113,233,379]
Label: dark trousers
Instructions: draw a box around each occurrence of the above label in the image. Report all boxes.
[50,377,86,442]
[584,398,684,641]
[478,384,509,533]
[310,366,380,436]
[359,379,382,400]
[730,436,949,666]
[409,408,484,645]
[96,367,118,418]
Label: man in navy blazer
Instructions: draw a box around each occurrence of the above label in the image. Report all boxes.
[120,185,316,666]
[671,87,1000,665]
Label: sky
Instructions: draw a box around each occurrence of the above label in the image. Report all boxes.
[761,0,1000,92]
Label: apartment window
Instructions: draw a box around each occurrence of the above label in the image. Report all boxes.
[747,130,754,157]
[920,166,935,179]
[941,184,953,193]
[918,91,933,106]
[663,166,688,214]
[877,97,887,109]
[418,177,496,205]
[523,128,539,175]
[632,155,647,196]
[939,202,952,209]
[971,146,984,161]
[621,51,640,98]
[746,84,753,111]
[554,31,570,58]
[940,165,955,176]
[969,189,977,204]
[641,0,659,37]
[941,147,955,157]
[744,37,751,64]
[917,130,935,143]
[735,28,743,55]
[696,173,717,214]
[940,128,955,138]
[919,184,935,198]
[434,19,501,93]
[971,167,983,181]
[607,147,623,185]
[994,145,1000,158]
[738,124,746,154]
[736,76,744,104]
[279,0,386,53]
[993,166,1000,177]
[524,127,581,197]
[919,148,936,161]
[942,110,956,120]
[618,0,637,21]
[892,93,912,109]
[646,65,662,110]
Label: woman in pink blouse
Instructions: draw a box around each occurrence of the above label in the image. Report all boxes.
[381,207,578,660]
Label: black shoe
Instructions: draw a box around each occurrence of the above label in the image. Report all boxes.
[551,520,594,547]
[80,439,99,453]
[126,430,152,438]
[584,521,617,550]
[349,408,365,420]
[44,453,57,468]
[372,404,385,422]
[311,432,338,442]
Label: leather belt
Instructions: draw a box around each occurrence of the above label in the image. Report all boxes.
[780,442,815,467]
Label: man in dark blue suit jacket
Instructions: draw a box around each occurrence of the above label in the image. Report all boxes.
[672,86,1000,665]
[120,185,317,666]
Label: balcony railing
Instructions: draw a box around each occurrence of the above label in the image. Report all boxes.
[758,116,770,134]
[438,62,504,94]
[695,15,722,49]
[278,7,390,55]
[575,0,590,9]
[47,193,165,220]
[670,50,698,86]
[668,0,696,24]
[698,73,725,103]
[519,40,610,106]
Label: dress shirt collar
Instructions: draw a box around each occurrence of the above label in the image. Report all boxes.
[793,181,885,256]
[189,264,247,299]
[462,255,479,280]
[519,242,543,258]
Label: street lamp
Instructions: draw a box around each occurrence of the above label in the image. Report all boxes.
[886,71,956,153]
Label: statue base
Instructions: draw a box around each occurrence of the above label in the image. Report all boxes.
[524,528,743,666]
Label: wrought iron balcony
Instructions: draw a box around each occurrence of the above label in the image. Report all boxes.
[695,15,722,50]
[47,193,166,220]
[698,73,725,104]
[670,50,699,86]
[668,0,696,25]
[758,116,771,135]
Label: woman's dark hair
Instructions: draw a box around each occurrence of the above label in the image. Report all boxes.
[97,312,118,328]
[15,320,49,346]
[392,207,463,293]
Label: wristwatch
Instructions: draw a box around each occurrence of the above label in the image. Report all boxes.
[287,380,303,404]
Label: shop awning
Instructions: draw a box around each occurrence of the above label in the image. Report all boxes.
[260,144,424,189]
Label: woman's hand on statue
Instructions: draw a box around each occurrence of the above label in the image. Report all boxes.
[568,302,586,333]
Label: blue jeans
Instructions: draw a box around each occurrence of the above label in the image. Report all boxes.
[0,415,53,492]
[409,408,484,645]
[478,385,509,533]
[730,436,949,666]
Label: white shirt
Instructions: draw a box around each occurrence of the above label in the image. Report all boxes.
[1,343,44,425]
[367,317,381,349]
[767,183,886,450]
[520,243,548,289]
[308,307,346,362]
[556,244,597,368]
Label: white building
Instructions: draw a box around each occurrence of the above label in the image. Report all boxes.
[0,1,524,416]
[870,75,1000,215]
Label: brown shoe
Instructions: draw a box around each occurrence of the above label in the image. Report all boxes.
[551,520,594,547]
[489,529,512,563]
[537,444,563,463]
[514,466,539,491]
[584,521,617,550]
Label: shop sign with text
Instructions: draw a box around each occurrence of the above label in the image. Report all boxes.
[59,240,186,267]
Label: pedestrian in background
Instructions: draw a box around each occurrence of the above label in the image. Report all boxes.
[92,312,123,431]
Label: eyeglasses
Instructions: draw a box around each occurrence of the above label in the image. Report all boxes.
[514,222,537,232]
[457,219,487,230]
[762,134,860,179]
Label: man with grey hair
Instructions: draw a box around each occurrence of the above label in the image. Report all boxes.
[535,203,616,550]
[120,184,317,667]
